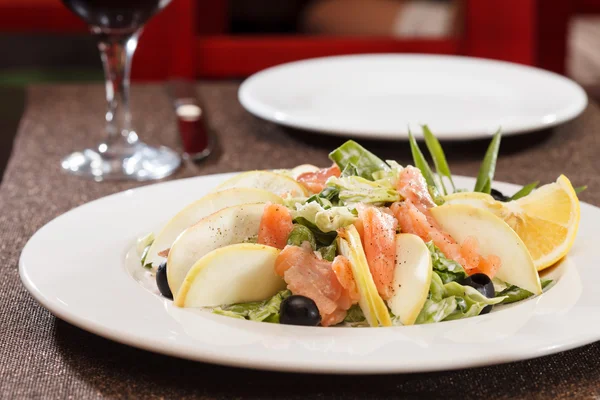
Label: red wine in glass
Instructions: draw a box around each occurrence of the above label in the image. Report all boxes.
[62,0,171,33]
[60,0,180,181]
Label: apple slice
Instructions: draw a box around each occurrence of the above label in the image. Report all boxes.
[167,203,266,297]
[174,243,286,308]
[145,188,282,267]
[430,204,542,295]
[387,234,432,326]
[214,171,309,196]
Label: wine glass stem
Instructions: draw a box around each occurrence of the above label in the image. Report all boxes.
[97,31,140,153]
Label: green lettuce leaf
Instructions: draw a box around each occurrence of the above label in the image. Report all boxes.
[415,272,506,324]
[497,278,553,304]
[344,304,367,323]
[304,186,341,210]
[326,176,400,205]
[443,282,505,320]
[137,232,155,255]
[425,242,468,283]
[343,304,400,326]
[415,297,458,324]
[212,290,292,323]
[340,163,359,178]
[211,309,247,319]
[306,194,333,210]
[287,224,317,250]
[329,140,390,180]
[319,187,341,202]
[293,201,357,233]
[428,269,446,302]
[294,217,338,246]
[371,160,404,186]
[137,232,155,268]
[318,242,337,262]
[283,195,309,209]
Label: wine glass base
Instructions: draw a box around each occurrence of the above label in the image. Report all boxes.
[61,143,181,182]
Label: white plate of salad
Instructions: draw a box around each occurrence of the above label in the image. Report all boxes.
[239,54,587,140]
[20,127,600,374]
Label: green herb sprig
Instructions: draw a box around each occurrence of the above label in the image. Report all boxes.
[509,181,539,201]
[422,125,456,195]
[409,126,503,196]
[473,129,502,194]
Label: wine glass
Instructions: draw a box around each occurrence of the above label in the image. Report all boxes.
[60,0,180,181]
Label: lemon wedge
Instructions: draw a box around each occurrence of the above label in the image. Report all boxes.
[444,175,580,271]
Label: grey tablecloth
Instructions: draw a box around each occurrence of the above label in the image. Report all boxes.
[1,83,600,399]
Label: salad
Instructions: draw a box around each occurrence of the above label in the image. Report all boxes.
[138,126,582,327]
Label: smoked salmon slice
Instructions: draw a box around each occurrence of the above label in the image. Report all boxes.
[296,164,341,194]
[396,166,436,212]
[257,203,294,249]
[275,244,358,326]
[357,205,398,300]
[332,255,360,303]
[393,167,501,277]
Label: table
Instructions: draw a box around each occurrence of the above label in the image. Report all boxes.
[1,83,599,399]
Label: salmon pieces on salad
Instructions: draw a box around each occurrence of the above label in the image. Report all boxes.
[296,164,341,194]
[257,203,294,250]
[256,162,502,324]
[392,166,501,277]
[356,205,398,300]
[157,135,557,327]
[275,245,357,326]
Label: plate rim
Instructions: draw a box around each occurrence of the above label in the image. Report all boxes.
[238,53,588,141]
[19,172,600,374]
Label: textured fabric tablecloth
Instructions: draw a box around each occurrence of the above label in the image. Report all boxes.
[2,83,600,399]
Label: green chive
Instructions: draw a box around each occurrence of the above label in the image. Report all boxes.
[474,129,502,194]
[422,125,455,195]
[408,130,438,192]
[510,181,539,201]
[574,185,588,194]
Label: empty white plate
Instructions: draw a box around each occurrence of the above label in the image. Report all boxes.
[19,173,600,374]
[239,54,587,140]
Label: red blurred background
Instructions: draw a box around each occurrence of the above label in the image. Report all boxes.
[1,0,598,81]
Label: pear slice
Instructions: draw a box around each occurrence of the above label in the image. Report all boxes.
[146,188,282,267]
[167,203,266,297]
[337,225,392,327]
[174,243,286,308]
[214,171,309,196]
[430,204,542,295]
[387,234,432,326]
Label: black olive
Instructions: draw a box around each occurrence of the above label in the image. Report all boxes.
[460,273,495,314]
[491,188,510,202]
[280,295,321,326]
[156,261,173,299]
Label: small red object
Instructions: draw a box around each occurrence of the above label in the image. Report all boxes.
[175,104,210,156]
